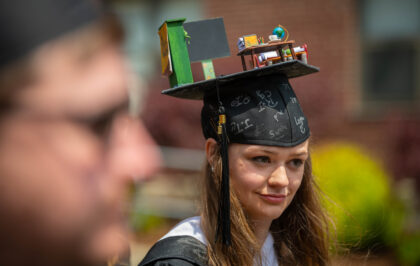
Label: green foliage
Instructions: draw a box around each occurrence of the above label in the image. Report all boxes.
[130,212,165,233]
[397,232,420,266]
[312,142,405,251]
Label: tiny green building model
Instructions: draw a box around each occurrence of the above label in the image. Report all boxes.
[158,18,193,88]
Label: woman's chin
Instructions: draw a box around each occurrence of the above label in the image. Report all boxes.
[249,203,288,222]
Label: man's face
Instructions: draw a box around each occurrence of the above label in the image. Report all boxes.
[0,39,160,265]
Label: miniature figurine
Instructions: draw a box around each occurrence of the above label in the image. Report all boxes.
[272,24,289,42]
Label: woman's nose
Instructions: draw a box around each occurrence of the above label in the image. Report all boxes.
[268,165,289,187]
[106,113,161,181]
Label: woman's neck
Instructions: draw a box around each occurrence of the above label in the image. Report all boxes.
[252,219,272,247]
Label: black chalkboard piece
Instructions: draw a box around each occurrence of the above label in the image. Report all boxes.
[183,17,230,62]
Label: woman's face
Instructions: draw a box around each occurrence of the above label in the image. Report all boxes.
[227,140,309,223]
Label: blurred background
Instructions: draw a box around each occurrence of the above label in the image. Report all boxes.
[110,0,420,265]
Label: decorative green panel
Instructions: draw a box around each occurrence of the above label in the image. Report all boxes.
[165,18,193,87]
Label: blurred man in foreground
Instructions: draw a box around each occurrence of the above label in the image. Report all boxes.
[0,1,160,265]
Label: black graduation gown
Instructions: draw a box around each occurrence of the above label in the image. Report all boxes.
[138,236,208,266]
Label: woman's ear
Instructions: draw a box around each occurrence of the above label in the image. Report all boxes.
[205,138,218,166]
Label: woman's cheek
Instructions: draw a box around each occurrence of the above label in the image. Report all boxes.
[244,172,266,189]
[289,174,304,193]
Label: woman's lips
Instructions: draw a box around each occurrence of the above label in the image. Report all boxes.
[258,193,286,204]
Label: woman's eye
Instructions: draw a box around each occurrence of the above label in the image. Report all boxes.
[290,159,303,168]
[252,156,271,164]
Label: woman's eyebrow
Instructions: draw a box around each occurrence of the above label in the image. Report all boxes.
[246,147,277,154]
[246,147,308,156]
[290,151,308,157]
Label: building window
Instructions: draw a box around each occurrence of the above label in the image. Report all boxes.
[361,0,420,107]
[113,0,203,80]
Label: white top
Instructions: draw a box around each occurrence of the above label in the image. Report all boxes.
[161,216,279,266]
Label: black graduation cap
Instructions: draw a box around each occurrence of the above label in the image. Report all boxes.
[163,60,317,147]
[0,0,100,69]
[159,19,319,246]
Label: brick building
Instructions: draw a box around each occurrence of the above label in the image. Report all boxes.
[116,0,420,188]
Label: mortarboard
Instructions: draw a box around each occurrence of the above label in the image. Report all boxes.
[0,0,100,69]
[158,19,319,246]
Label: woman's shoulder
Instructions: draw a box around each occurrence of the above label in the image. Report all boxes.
[160,216,206,245]
[137,235,207,266]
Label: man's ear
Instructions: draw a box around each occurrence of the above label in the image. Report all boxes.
[205,138,218,166]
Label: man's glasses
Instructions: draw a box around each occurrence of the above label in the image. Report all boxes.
[79,101,129,141]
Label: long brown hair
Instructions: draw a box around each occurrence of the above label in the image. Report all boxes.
[200,143,331,266]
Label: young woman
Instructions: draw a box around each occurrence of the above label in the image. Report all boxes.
[139,63,330,266]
